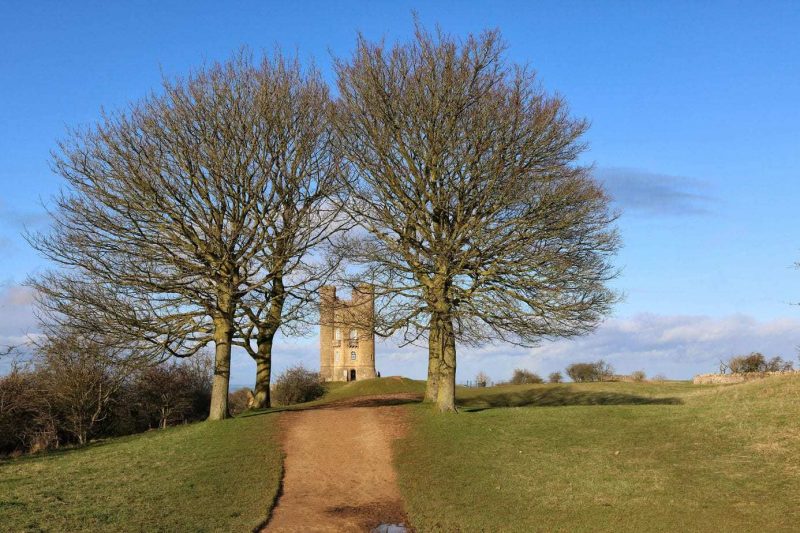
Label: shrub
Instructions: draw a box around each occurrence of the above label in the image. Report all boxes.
[0,365,51,455]
[548,372,563,384]
[130,356,213,429]
[273,365,324,406]
[474,371,490,387]
[652,373,667,382]
[566,363,594,382]
[566,360,614,382]
[0,347,216,456]
[35,335,129,445]
[631,370,646,382]
[726,352,793,374]
[229,387,255,415]
[510,369,543,384]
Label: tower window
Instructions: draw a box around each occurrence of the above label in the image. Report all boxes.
[334,328,342,340]
[349,329,358,340]
[334,350,341,362]
[351,351,357,360]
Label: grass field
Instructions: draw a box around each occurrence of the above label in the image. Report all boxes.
[395,377,800,532]
[0,412,282,532]
[2,376,798,532]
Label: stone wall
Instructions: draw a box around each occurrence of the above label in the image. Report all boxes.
[692,370,799,385]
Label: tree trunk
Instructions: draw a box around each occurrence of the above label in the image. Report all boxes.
[435,314,458,413]
[252,335,273,409]
[251,277,285,409]
[424,321,442,403]
[208,314,233,421]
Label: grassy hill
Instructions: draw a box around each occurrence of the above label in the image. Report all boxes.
[395,376,800,532]
[2,376,798,532]
[0,411,282,532]
[320,376,426,402]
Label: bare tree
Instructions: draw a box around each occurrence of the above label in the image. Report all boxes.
[231,56,346,408]
[333,25,619,412]
[30,273,201,371]
[28,51,340,419]
[133,355,212,429]
[34,328,130,445]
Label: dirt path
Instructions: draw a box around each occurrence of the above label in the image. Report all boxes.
[263,394,417,532]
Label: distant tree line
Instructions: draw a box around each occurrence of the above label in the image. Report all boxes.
[475,361,657,386]
[472,351,799,389]
[0,330,215,455]
[721,352,794,374]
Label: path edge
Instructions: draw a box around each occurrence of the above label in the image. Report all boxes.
[252,419,288,533]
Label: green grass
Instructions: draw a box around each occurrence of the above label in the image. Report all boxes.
[5,376,798,532]
[320,376,426,402]
[395,377,800,532]
[0,413,282,532]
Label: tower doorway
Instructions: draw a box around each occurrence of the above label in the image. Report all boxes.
[349,369,356,381]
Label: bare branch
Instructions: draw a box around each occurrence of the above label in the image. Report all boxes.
[332,24,620,411]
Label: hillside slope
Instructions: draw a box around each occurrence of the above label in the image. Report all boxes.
[0,412,282,532]
[395,377,800,532]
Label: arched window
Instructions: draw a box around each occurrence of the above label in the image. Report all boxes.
[349,329,358,340]
[351,351,357,361]
[334,328,342,340]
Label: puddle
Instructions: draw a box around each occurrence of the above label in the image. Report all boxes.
[371,524,408,533]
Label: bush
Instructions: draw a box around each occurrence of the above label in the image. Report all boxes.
[510,369,543,384]
[0,365,52,455]
[129,357,212,429]
[566,360,614,382]
[566,363,595,382]
[548,372,563,384]
[0,344,215,456]
[631,370,646,382]
[34,335,129,446]
[474,371,490,387]
[229,387,255,416]
[725,352,793,374]
[273,365,324,406]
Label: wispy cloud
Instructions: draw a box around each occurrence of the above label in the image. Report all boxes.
[0,200,48,255]
[0,200,48,230]
[596,167,714,216]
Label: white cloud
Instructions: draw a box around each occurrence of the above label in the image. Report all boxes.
[0,283,37,340]
[0,283,39,374]
[258,313,800,384]
[4,283,797,387]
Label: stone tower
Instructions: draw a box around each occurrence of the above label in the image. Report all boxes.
[319,284,377,382]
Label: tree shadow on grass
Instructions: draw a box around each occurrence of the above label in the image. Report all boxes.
[239,387,683,417]
[457,386,683,412]
[238,393,423,418]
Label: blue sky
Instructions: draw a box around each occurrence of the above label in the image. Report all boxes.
[1,1,799,383]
